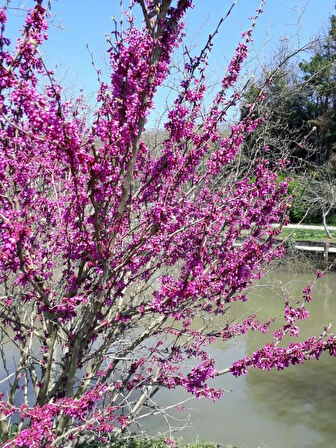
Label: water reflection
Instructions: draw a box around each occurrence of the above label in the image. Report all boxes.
[247,358,336,448]
[143,272,336,448]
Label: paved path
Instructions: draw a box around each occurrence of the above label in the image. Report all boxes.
[273,223,336,231]
[294,245,336,253]
[234,241,336,254]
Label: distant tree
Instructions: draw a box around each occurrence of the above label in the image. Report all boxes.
[240,54,316,171]
[299,15,336,164]
[240,15,336,227]
[241,14,336,168]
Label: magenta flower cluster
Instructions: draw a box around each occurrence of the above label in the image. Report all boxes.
[0,0,334,446]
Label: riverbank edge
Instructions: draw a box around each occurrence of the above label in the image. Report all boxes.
[77,437,236,448]
[272,247,336,272]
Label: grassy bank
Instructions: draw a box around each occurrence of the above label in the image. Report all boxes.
[78,438,236,448]
[279,228,336,241]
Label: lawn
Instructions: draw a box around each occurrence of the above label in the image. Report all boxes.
[279,228,336,241]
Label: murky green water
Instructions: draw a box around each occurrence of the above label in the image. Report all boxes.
[143,271,336,448]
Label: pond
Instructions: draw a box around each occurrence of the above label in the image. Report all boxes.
[142,271,336,448]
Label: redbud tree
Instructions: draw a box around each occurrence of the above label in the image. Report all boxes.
[0,1,335,447]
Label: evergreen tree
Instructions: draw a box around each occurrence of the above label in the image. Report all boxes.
[299,15,336,164]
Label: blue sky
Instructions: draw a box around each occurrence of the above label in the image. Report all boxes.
[3,0,335,128]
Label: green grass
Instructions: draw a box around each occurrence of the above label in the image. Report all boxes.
[5,429,235,448]
[240,227,336,241]
[78,438,233,448]
[279,228,336,241]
